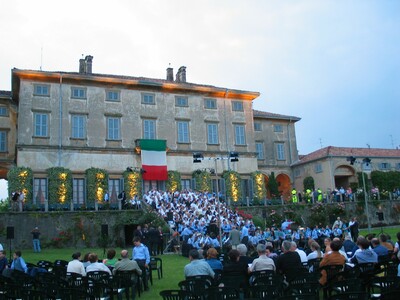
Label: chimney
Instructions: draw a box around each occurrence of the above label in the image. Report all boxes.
[85,55,93,74]
[166,67,174,81]
[175,66,186,83]
[79,58,85,73]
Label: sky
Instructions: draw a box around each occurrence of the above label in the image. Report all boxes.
[0,0,399,198]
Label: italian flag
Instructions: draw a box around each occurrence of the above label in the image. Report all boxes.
[141,139,168,181]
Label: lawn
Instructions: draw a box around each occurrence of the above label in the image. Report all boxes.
[359,226,400,240]
[13,247,188,300]
[8,225,400,299]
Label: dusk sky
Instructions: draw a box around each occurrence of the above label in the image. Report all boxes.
[0,0,399,156]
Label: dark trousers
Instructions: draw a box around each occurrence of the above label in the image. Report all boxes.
[135,259,148,290]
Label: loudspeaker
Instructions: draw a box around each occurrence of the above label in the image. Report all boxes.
[376,212,384,221]
[101,224,108,237]
[167,212,173,221]
[7,226,14,240]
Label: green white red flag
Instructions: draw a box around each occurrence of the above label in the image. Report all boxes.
[141,139,168,180]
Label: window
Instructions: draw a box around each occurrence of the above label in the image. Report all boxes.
[0,107,8,116]
[73,178,85,205]
[254,122,262,131]
[234,124,246,145]
[204,98,217,109]
[106,90,120,102]
[181,179,191,190]
[175,96,188,107]
[107,117,120,140]
[0,131,7,152]
[33,178,47,205]
[379,163,391,170]
[71,87,86,99]
[315,164,323,173]
[177,121,189,143]
[108,179,121,203]
[294,169,301,177]
[34,84,49,96]
[256,142,264,160]
[71,115,86,139]
[397,163,400,170]
[142,93,155,105]
[34,113,48,137]
[232,101,244,111]
[143,119,156,139]
[274,124,283,132]
[276,143,285,160]
[207,123,219,144]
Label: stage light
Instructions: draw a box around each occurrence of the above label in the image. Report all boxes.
[193,152,204,163]
[346,156,356,165]
[229,152,239,162]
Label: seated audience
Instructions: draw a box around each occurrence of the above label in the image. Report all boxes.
[249,243,275,272]
[307,242,323,261]
[0,250,7,274]
[184,249,215,278]
[205,248,223,271]
[86,253,111,274]
[103,249,118,268]
[351,237,378,264]
[379,234,394,252]
[371,238,389,257]
[319,239,346,285]
[10,250,28,273]
[113,249,142,280]
[67,252,86,276]
[291,241,307,263]
[276,240,301,283]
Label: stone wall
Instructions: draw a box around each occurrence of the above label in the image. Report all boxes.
[0,210,145,250]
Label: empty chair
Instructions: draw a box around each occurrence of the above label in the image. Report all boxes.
[330,278,363,296]
[150,257,163,279]
[307,258,322,273]
[36,260,53,272]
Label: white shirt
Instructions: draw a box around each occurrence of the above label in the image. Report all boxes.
[295,248,308,263]
[67,259,86,276]
[86,262,111,275]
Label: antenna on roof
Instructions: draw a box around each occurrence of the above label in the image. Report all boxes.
[366,143,370,149]
[40,46,43,71]
[390,134,394,149]
[319,138,323,149]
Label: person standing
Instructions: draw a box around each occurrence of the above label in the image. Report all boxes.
[229,225,241,249]
[291,188,298,203]
[348,217,359,242]
[132,237,150,290]
[0,250,8,274]
[157,226,164,255]
[31,227,41,253]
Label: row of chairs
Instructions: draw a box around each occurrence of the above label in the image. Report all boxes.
[159,262,400,300]
[0,268,139,299]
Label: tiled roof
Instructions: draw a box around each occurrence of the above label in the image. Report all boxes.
[13,69,258,96]
[253,109,301,121]
[294,146,400,165]
[0,90,11,97]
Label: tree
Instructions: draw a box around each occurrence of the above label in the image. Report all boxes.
[268,172,279,198]
[303,176,315,191]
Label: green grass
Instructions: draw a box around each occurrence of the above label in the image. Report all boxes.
[359,226,399,239]
[17,248,188,300]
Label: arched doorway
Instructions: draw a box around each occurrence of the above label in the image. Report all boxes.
[334,165,355,189]
[276,173,291,200]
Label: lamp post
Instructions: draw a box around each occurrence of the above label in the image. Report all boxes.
[193,152,239,248]
[347,156,372,232]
